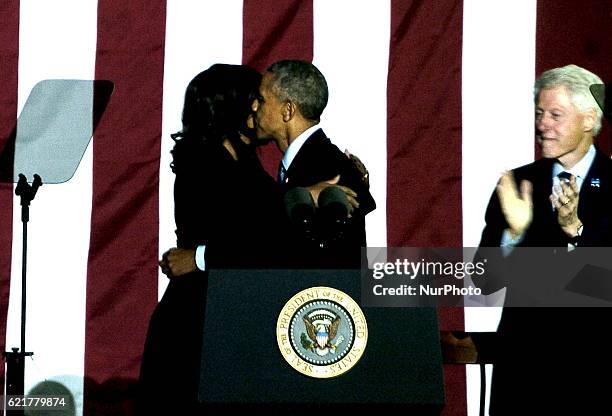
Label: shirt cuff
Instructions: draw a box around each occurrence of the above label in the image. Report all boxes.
[195,245,206,271]
[500,229,524,256]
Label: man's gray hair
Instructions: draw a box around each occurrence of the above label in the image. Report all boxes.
[266,60,328,121]
[534,64,604,136]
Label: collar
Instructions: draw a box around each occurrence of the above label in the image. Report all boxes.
[282,125,321,171]
[552,144,596,192]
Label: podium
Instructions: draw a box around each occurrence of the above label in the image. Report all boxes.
[198,269,444,414]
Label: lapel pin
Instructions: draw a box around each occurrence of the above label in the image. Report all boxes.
[590,178,600,188]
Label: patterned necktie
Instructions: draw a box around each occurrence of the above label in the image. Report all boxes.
[277,162,287,183]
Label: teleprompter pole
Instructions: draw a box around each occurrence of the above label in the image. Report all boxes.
[4,174,41,415]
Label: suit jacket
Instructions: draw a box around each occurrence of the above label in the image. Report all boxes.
[282,128,376,268]
[476,148,612,414]
[480,149,612,248]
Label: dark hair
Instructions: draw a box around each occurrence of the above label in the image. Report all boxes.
[266,60,328,121]
[171,64,261,172]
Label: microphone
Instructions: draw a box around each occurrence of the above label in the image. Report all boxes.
[318,185,351,222]
[318,185,352,247]
[284,187,316,230]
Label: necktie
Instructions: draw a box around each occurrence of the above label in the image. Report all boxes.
[277,162,287,183]
[557,171,572,183]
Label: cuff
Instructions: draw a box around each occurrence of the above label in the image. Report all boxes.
[500,229,524,257]
[195,245,206,271]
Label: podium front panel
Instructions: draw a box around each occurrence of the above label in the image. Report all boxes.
[199,269,444,414]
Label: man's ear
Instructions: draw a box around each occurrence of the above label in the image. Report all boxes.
[246,113,255,129]
[582,108,596,132]
[282,100,296,122]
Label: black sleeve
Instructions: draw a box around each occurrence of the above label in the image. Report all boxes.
[478,190,507,248]
[474,188,509,295]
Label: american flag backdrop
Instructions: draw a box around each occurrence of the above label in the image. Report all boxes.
[0,1,610,415]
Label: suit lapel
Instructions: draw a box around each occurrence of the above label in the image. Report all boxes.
[532,158,556,221]
[577,149,607,219]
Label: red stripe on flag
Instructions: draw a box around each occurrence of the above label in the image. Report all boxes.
[536,0,612,155]
[84,1,166,413]
[387,0,463,248]
[242,0,313,72]
[388,1,465,414]
[242,0,313,175]
[0,0,20,389]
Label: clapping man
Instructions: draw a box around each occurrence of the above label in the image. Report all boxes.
[479,64,612,414]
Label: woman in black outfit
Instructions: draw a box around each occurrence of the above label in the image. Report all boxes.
[137,64,282,415]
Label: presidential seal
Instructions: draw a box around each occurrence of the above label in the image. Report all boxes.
[276,286,368,378]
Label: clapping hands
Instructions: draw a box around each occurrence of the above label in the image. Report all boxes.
[496,171,533,238]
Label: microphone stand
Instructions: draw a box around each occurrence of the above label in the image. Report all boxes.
[4,173,41,414]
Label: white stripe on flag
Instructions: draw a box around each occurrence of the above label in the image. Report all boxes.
[312,0,390,248]
[462,0,537,327]
[461,1,537,415]
[8,1,98,414]
[159,0,244,299]
[462,0,537,251]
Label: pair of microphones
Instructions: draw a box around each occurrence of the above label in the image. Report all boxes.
[284,186,352,248]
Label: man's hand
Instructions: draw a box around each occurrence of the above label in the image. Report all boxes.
[306,175,359,212]
[550,175,582,236]
[159,248,197,278]
[344,150,370,188]
[496,171,533,238]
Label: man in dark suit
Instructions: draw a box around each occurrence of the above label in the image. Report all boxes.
[477,65,612,414]
[162,60,375,274]
[252,60,375,267]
